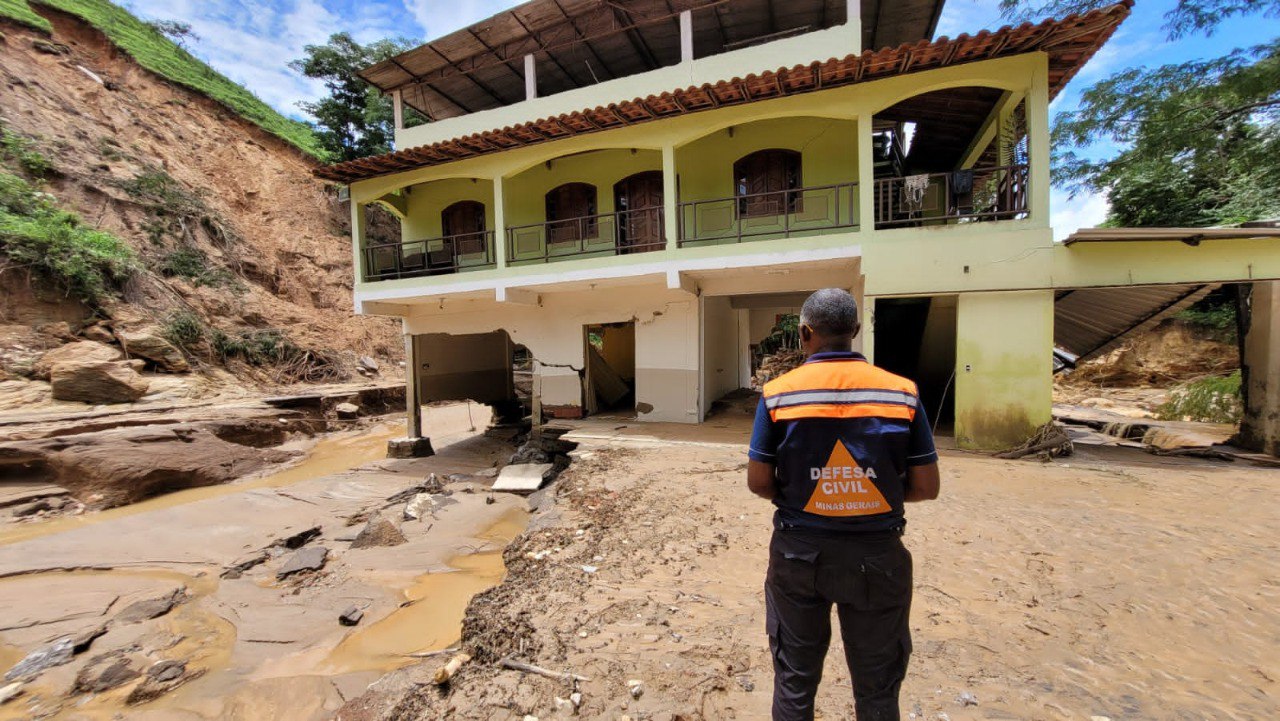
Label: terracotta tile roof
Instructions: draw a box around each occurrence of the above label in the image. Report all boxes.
[316,1,1132,184]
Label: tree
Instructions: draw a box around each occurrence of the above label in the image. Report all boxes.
[146,19,198,49]
[290,34,420,163]
[1002,0,1280,227]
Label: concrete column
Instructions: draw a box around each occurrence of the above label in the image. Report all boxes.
[493,176,508,268]
[524,54,537,100]
[350,201,366,297]
[862,296,876,365]
[856,113,874,233]
[954,290,1053,449]
[662,145,679,250]
[405,332,422,438]
[1026,56,1052,227]
[680,11,694,63]
[391,90,403,131]
[1240,281,1280,456]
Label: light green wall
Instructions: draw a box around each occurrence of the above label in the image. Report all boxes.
[676,117,857,202]
[505,149,663,226]
[954,290,1053,449]
[402,177,494,240]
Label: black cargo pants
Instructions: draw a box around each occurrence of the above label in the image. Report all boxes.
[765,530,913,721]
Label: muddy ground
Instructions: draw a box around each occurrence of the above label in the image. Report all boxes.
[0,402,539,720]
[342,412,1278,721]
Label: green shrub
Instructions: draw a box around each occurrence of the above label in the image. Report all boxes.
[0,171,137,304]
[0,0,53,32]
[161,310,204,349]
[159,245,236,288]
[1176,299,1238,342]
[1,127,54,179]
[1156,371,1243,424]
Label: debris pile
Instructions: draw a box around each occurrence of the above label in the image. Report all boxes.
[752,349,806,387]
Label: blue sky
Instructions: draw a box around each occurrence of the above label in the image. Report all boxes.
[121,0,1278,236]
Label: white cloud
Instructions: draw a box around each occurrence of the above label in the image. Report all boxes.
[1051,188,1110,241]
[401,0,507,39]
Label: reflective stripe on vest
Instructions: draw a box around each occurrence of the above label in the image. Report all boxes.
[762,359,919,423]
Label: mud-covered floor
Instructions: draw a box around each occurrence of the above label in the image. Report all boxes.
[342,410,1279,721]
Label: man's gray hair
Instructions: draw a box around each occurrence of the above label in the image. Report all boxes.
[800,288,860,337]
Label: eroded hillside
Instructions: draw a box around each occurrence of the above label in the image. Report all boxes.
[0,7,400,408]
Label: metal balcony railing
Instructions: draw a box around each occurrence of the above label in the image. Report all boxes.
[677,182,859,246]
[362,231,495,281]
[874,164,1029,229]
[506,207,665,263]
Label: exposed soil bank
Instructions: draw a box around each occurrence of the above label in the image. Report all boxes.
[339,416,1279,720]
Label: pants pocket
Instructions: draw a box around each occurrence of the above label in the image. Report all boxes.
[768,534,821,597]
[863,544,913,610]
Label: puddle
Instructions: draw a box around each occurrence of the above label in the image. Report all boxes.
[0,422,405,547]
[323,508,528,674]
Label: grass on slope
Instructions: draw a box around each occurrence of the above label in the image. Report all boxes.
[0,0,327,161]
[0,0,52,32]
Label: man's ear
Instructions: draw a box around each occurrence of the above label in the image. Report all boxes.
[799,325,812,343]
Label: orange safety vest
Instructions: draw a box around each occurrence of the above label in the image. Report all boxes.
[761,356,920,534]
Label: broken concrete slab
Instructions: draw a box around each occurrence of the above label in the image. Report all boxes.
[222,551,269,579]
[277,546,328,579]
[387,436,434,459]
[334,402,361,419]
[339,606,364,626]
[492,463,553,493]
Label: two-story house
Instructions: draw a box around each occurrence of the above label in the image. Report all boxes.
[318,0,1280,453]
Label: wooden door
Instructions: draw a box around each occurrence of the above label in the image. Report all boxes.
[545,183,597,244]
[734,149,802,218]
[441,200,486,256]
[613,171,664,253]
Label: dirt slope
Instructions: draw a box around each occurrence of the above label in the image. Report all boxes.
[0,8,398,401]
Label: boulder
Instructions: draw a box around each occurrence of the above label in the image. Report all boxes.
[116,328,190,373]
[334,402,361,419]
[358,356,379,373]
[80,323,116,344]
[50,360,150,404]
[32,341,121,380]
[350,513,406,549]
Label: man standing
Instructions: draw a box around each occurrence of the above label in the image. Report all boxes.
[747,288,940,721]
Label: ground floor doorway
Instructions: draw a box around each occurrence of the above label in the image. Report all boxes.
[874,295,957,429]
[583,321,636,415]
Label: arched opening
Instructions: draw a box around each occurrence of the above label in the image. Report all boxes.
[872,86,1029,228]
[734,149,803,218]
[545,182,598,244]
[613,171,665,253]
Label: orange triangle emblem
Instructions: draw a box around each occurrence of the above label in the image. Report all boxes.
[803,440,890,517]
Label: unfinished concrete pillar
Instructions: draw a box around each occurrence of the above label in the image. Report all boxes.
[388,330,433,458]
[1239,281,1280,456]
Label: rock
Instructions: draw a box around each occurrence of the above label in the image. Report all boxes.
[272,525,322,549]
[334,402,361,419]
[116,328,190,373]
[74,655,140,693]
[13,497,57,517]
[116,587,187,624]
[358,356,379,373]
[277,546,328,579]
[957,691,978,707]
[80,323,115,344]
[50,360,150,404]
[0,681,22,705]
[627,679,644,699]
[221,550,269,579]
[4,638,75,681]
[387,436,434,459]
[32,39,70,55]
[403,492,434,521]
[339,606,364,626]
[509,441,550,465]
[35,322,75,341]
[32,341,122,380]
[350,513,406,549]
[126,661,203,705]
[147,659,186,683]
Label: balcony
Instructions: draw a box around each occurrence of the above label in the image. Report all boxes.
[506,207,665,264]
[873,164,1029,229]
[678,182,860,246]
[362,231,496,282]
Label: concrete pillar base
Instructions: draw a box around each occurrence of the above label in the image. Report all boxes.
[387,437,435,459]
